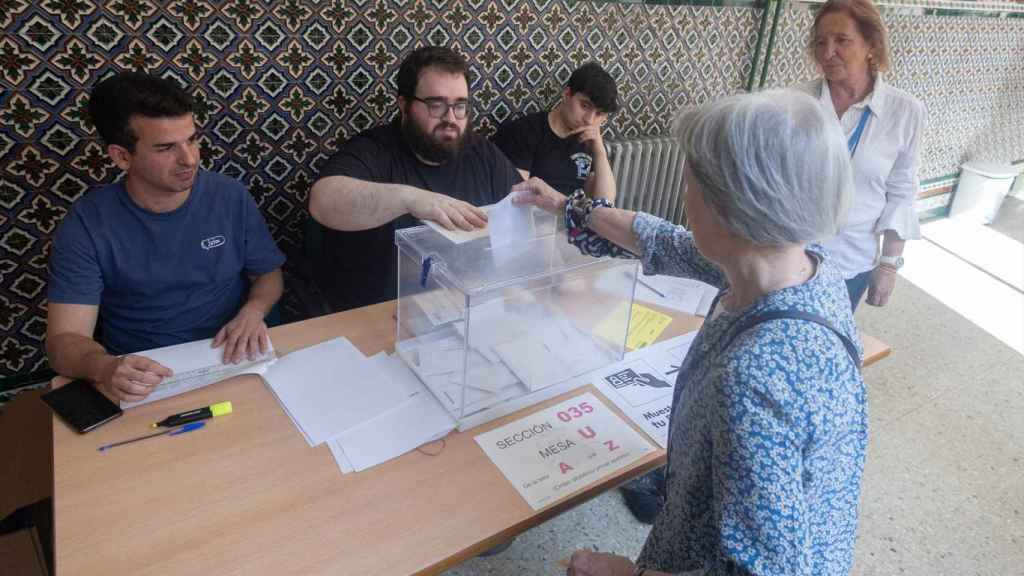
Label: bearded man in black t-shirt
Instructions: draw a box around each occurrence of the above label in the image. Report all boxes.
[309,46,523,312]
[492,62,620,199]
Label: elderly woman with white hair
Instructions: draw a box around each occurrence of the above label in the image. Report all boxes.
[512,90,867,575]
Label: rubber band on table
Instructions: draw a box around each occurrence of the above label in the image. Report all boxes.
[416,437,446,456]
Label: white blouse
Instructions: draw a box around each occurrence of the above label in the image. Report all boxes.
[800,77,926,278]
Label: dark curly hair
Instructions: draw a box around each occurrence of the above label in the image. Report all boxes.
[395,46,470,98]
[88,72,194,151]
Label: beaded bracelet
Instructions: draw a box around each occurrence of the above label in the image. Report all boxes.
[563,189,631,259]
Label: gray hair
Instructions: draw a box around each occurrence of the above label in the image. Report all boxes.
[673,89,852,245]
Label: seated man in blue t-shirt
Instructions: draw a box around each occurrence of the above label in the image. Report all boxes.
[46,72,286,403]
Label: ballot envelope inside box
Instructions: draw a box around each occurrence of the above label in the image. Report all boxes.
[395,206,639,430]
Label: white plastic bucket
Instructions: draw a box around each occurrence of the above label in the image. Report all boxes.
[949,161,1020,224]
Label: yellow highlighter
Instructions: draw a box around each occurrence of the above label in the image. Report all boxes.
[152,401,233,428]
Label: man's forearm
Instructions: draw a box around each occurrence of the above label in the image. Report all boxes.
[243,269,283,317]
[586,144,617,202]
[309,175,415,231]
[47,333,116,383]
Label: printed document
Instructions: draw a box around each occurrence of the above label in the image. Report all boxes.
[121,337,276,409]
[588,332,697,448]
[475,391,655,510]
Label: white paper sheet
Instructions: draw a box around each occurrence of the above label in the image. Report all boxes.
[328,438,355,474]
[413,289,464,326]
[417,338,465,376]
[329,392,456,472]
[460,299,536,363]
[494,337,576,391]
[266,383,314,445]
[465,350,520,392]
[121,337,277,409]
[634,275,719,317]
[488,192,535,264]
[264,338,410,446]
[494,319,609,391]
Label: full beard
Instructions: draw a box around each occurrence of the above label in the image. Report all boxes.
[402,117,468,164]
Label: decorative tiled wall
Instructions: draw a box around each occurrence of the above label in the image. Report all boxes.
[1,0,1023,380]
[0,0,761,378]
[762,2,1024,182]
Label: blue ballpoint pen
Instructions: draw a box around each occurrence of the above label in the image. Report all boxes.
[98,421,206,452]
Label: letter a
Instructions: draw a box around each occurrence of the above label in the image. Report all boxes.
[559,462,574,474]
[578,426,596,439]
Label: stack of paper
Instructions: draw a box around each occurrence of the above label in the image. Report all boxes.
[398,298,619,422]
[263,337,456,473]
[327,354,456,473]
[121,337,277,409]
[398,327,524,416]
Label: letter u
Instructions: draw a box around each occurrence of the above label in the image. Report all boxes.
[578,426,596,439]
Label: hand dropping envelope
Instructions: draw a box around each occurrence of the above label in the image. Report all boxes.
[489,192,535,263]
[421,203,496,244]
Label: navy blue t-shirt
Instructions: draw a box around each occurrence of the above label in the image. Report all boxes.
[492,111,592,195]
[48,170,286,355]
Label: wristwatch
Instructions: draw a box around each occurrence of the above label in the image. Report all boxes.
[878,255,905,269]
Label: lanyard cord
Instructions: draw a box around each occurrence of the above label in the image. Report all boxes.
[847,106,871,158]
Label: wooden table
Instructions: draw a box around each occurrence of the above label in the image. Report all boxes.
[52,301,890,575]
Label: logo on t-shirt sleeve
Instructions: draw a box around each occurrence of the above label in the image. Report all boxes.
[570,152,593,180]
[201,235,226,250]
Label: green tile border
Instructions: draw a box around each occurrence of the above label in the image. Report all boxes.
[923,7,1024,17]
[795,0,1024,18]
[639,0,763,7]
[593,0,1024,18]
[918,205,951,222]
[922,157,1024,187]
[600,0,1024,16]
[922,173,959,186]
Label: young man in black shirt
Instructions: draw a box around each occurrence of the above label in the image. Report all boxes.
[309,46,522,312]
[492,62,619,200]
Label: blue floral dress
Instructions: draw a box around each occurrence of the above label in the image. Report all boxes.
[624,213,868,575]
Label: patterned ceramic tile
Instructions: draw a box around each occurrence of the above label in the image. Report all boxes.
[0,0,763,377]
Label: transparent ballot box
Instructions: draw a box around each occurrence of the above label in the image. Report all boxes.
[395,209,639,430]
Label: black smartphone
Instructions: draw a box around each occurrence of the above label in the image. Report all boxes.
[41,379,123,433]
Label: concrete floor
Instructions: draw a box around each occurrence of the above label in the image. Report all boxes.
[444,209,1024,575]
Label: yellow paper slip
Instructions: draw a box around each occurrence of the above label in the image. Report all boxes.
[595,302,673,351]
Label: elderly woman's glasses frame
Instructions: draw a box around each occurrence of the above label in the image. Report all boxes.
[409,96,471,119]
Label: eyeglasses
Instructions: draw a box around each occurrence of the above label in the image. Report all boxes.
[409,96,470,119]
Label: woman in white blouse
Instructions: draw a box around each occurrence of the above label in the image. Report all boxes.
[803,0,925,310]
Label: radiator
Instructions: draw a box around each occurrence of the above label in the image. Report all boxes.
[606,136,686,224]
